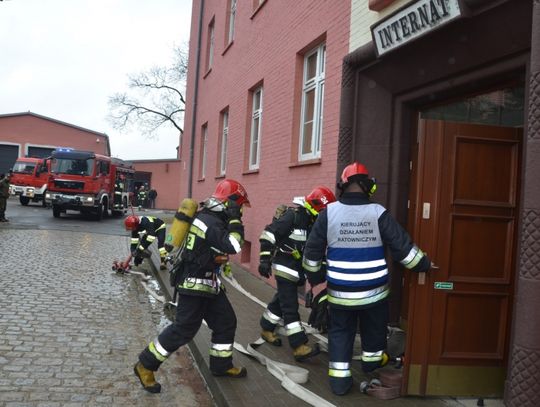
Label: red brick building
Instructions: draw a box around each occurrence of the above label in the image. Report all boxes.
[180,1,351,272]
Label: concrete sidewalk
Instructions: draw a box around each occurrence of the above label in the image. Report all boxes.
[147,258,502,407]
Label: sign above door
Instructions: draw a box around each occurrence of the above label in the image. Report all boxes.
[371,0,463,56]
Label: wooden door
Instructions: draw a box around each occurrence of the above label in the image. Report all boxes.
[405,119,521,396]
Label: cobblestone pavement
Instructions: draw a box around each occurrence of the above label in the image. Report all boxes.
[0,228,214,407]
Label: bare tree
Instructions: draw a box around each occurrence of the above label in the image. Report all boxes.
[108,45,188,139]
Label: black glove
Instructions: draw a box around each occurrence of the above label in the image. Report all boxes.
[258,261,272,278]
[308,289,329,333]
[134,256,143,266]
[410,253,431,273]
[225,200,242,220]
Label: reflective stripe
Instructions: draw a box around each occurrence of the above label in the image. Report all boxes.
[302,257,321,273]
[159,247,167,256]
[130,238,139,244]
[146,235,157,242]
[328,285,388,299]
[285,321,303,336]
[149,340,169,362]
[328,288,389,307]
[327,258,386,269]
[260,230,276,244]
[327,268,388,281]
[329,368,352,378]
[260,251,272,257]
[155,223,166,232]
[273,264,300,280]
[362,350,383,362]
[211,343,233,351]
[209,348,233,358]
[401,245,424,269]
[180,278,218,294]
[329,361,349,369]
[289,229,307,242]
[229,234,242,252]
[263,309,282,324]
[192,218,208,232]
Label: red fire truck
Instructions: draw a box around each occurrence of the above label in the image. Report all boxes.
[9,157,50,206]
[45,148,135,220]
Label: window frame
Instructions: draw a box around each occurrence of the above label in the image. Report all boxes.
[249,86,263,170]
[219,110,229,176]
[206,18,215,72]
[200,124,208,179]
[227,0,237,45]
[299,43,326,161]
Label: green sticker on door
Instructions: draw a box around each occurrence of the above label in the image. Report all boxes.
[434,282,454,290]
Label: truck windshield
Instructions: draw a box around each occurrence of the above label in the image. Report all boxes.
[12,162,37,174]
[52,158,95,176]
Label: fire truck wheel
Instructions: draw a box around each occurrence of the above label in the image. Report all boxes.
[52,205,61,218]
[19,196,30,206]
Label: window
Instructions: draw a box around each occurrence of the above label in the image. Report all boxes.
[299,43,325,160]
[219,110,229,176]
[200,124,208,179]
[206,18,215,72]
[227,0,237,44]
[249,86,263,170]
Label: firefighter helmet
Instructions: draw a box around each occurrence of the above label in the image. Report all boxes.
[124,215,140,231]
[212,179,250,207]
[340,162,369,183]
[305,186,336,214]
[339,162,377,196]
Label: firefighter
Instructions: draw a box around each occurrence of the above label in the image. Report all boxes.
[113,174,125,210]
[303,162,433,396]
[258,186,336,361]
[137,185,147,210]
[124,215,168,268]
[134,179,250,393]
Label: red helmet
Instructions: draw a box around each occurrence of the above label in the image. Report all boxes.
[124,215,140,231]
[341,162,369,183]
[212,179,250,207]
[305,186,336,214]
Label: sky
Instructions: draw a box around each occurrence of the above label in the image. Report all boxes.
[0,0,192,160]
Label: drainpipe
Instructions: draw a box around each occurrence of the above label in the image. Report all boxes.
[506,2,540,407]
[187,0,205,198]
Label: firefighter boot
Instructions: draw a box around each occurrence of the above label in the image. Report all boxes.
[261,330,282,346]
[293,343,321,362]
[134,362,161,393]
[212,366,248,378]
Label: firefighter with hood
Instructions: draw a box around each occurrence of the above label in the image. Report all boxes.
[124,215,167,268]
[134,179,250,393]
[303,162,432,396]
[258,186,336,361]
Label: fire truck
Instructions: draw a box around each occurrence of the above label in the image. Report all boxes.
[9,157,50,206]
[45,148,135,220]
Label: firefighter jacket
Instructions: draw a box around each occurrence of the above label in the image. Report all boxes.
[303,192,430,309]
[259,206,314,284]
[177,208,244,297]
[130,216,167,258]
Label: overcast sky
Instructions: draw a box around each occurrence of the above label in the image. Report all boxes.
[0,0,192,160]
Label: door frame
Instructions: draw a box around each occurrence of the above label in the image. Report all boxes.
[396,80,526,395]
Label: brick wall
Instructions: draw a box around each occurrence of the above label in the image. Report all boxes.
[181,1,351,277]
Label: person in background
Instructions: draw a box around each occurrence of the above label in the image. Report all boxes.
[137,185,147,210]
[148,188,157,209]
[0,172,12,222]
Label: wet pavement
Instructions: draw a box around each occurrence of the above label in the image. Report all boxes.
[0,198,504,407]
[0,199,212,407]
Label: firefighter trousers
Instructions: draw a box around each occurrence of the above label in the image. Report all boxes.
[260,278,308,349]
[328,300,388,395]
[139,290,237,374]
